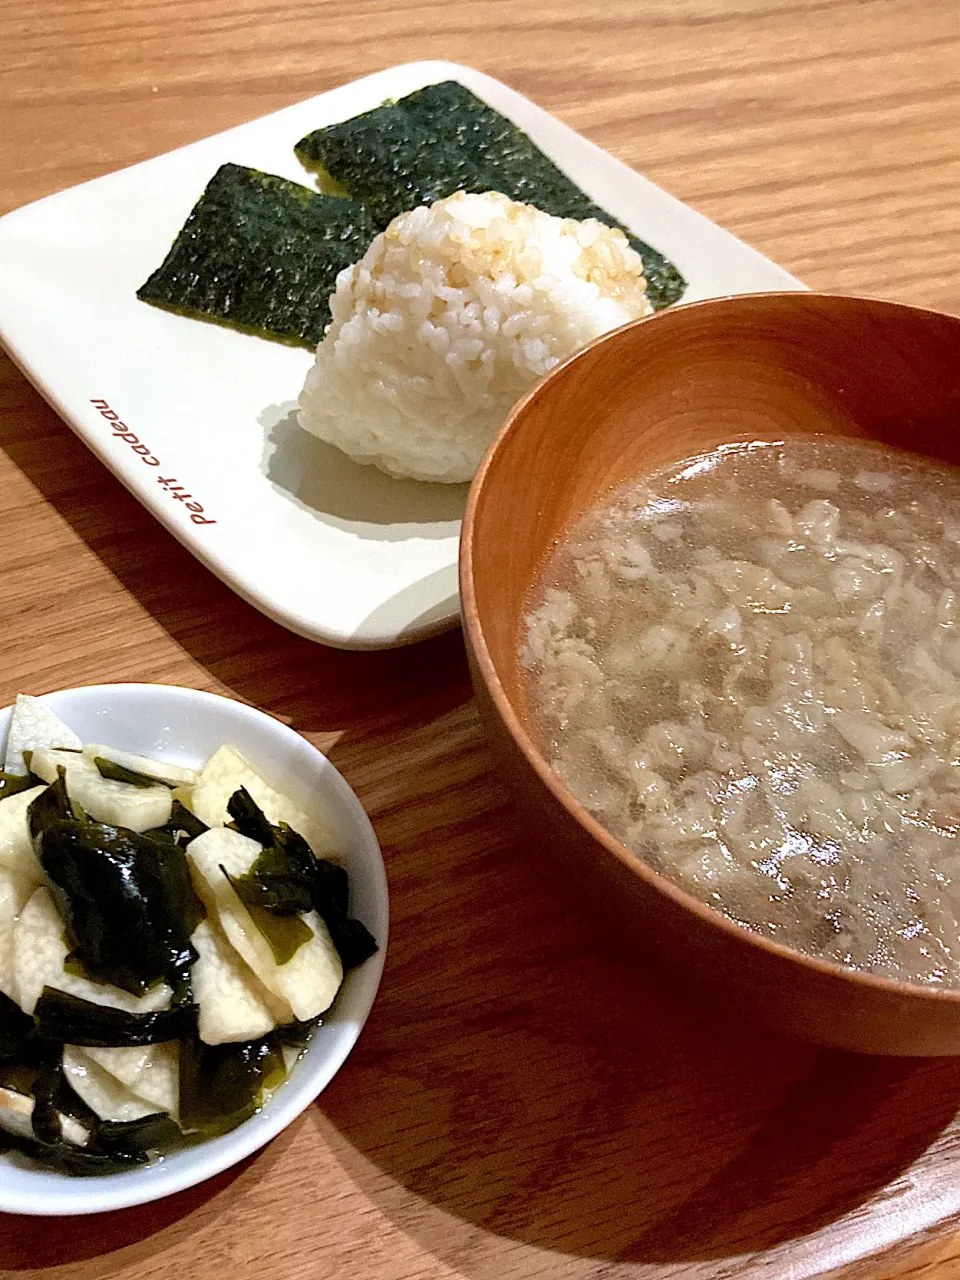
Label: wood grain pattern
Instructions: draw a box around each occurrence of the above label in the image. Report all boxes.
[1,0,959,1275]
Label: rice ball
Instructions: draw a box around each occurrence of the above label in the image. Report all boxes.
[298,190,652,484]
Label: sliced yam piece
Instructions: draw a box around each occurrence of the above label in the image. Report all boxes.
[188,828,342,1022]
[62,1047,158,1122]
[81,744,197,788]
[13,887,172,1017]
[62,1111,94,1146]
[188,826,261,886]
[281,1043,303,1074]
[82,1043,179,1119]
[31,751,172,832]
[0,1085,89,1146]
[269,911,342,1021]
[0,867,35,1001]
[0,1086,34,1141]
[27,748,87,784]
[0,785,47,882]
[3,695,82,776]
[66,769,172,833]
[191,745,336,856]
[170,784,195,811]
[260,1043,302,1105]
[191,917,288,1044]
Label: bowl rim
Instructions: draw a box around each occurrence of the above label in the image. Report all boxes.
[460,289,960,1009]
[0,682,388,1216]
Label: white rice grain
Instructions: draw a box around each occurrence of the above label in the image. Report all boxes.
[298,191,652,484]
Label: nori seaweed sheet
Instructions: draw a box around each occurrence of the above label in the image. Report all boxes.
[137,163,377,346]
[295,80,686,310]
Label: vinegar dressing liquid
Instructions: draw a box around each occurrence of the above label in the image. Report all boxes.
[523,436,960,986]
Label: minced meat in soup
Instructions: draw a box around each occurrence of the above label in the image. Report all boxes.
[522,436,960,987]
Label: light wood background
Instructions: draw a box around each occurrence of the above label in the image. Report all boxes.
[2,1,960,1276]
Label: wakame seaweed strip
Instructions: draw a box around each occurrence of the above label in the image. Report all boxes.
[27,769,74,839]
[6,1044,115,1170]
[30,1050,69,1146]
[276,829,376,971]
[4,1056,149,1175]
[0,1052,153,1174]
[0,1127,146,1176]
[178,1035,285,1137]
[226,789,314,915]
[139,828,206,934]
[98,1113,183,1155]
[227,787,276,850]
[137,163,378,347]
[33,988,196,1047]
[33,811,202,994]
[0,1053,44,1098]
[161,799,209,844]
[307,852,349,918]
[303,850,377,971]
[318,909,378,972]
[221,867,313,965]
[0,770,39,800]
[0,992,34,1060]
[225,789,376,969]
[222,788,314,963]
[93,758,174,789]
[294,80,686,310]
[275,1015,321,1048]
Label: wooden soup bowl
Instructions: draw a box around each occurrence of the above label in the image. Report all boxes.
[460,292,960,1056]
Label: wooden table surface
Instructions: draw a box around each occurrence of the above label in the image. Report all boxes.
[2,1,960,1276]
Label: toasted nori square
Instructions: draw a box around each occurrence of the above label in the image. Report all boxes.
[295,80,686,310]
[137,163,378,347]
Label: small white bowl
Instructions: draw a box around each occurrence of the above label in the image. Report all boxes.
[0,683,388,1216]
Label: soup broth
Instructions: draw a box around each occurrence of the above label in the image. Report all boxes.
[523,436,960,987]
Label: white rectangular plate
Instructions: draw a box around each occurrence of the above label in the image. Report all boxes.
[0,60,805,650]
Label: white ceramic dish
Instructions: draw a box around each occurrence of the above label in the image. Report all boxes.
[0,60,805,651]
[0,683,387,1216]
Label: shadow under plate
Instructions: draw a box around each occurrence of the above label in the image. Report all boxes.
[260,402,469,541]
